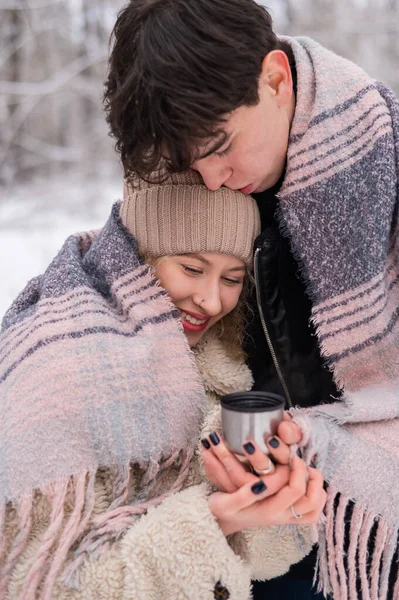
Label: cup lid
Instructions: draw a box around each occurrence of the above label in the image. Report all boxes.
[220,391,285,413]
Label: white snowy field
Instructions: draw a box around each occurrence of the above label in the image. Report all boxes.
[0,176,122,318]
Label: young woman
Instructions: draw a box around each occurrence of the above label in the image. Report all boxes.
[0,170,325,600]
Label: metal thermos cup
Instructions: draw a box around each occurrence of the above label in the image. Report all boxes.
[221,391,285,455]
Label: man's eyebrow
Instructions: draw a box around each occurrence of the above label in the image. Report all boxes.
[195,132,232,161]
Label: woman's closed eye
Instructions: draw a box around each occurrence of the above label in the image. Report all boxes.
[222,276,243,286]
[181,264,243,285]
[182,265,203,276]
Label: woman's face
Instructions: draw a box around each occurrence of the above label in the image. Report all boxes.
[155,252,246,347]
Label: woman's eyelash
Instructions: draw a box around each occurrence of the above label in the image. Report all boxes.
[182,265,202,275]
[182,265,242,284]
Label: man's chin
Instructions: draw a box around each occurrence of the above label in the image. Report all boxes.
[255,175,281,194]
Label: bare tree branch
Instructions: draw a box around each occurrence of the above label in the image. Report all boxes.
[15,131,83,161]
[0,22,71,71]
[0,97,44,164]
[0,53,107,96]
[1,0,67,10]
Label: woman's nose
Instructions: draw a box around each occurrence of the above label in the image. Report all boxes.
[196,284,222,316]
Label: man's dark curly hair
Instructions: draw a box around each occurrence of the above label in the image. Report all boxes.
[104,0,281,181]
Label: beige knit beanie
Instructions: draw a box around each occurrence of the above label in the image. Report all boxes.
[120,170,260,267]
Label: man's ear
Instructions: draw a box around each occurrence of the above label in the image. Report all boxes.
[259,50,293,108]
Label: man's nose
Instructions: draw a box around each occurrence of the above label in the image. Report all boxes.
[192,161,231,191]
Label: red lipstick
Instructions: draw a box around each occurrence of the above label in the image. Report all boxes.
[179,309,211,333]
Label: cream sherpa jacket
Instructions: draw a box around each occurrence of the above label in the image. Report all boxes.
[4,334,314,600]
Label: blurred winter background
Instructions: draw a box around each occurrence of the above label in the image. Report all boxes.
[1,0,399,315]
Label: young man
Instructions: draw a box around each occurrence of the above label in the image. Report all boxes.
[104,1,399,598]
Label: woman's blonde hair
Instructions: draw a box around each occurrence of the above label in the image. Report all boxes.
[210,274,253,360]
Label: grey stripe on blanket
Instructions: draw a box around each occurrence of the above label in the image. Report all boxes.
[277,37,399,600]
[0,204,206,598]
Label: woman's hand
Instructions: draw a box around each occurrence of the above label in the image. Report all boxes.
[201,433,326,536]
[200,428,295,493]
[207,454,325,535]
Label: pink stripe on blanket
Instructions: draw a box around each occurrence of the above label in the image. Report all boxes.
[3,321,189,436]
[316,284,399,357]
[1,306,165,376]
[313,237,399,319]
[2,265,152,350]
[351,420,399,458]
[1,280,168,373]
[285,37,373,136]
[288,99,390,172]
[111,264,149,293]
[315,270,399,337]
[329,329,399,390]
[281,121,391,196]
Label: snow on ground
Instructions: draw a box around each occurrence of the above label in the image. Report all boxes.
[0,175,122,318]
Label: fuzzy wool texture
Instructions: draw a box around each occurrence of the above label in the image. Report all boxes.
[121,170,261,268]
[277,37,399,599]
[1,307,314,599]
[194,333,254,397]
[119,484,252,600]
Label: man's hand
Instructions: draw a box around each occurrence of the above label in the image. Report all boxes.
[277,411,303,447]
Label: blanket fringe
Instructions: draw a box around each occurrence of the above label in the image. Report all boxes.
[335,494,349,599]
[379,527,398,599]
[42,474,87,600]
[314,522,330,597]
[0,503,6,575]
[358,511,375,600]
[21,480,69,600]
[0,449,193,599]
[370,518,388,600]
[0,494,33,598]
[62,447,193,588]
[325,492,340,597]
[315,489,399,600]
[347,503,364,599]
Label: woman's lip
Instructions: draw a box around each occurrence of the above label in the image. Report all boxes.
[182,319,209,333]
[179,308,211,334]
[181,309,210,321]
[239,184,253,194]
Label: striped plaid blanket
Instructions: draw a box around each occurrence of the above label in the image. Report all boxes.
[0,204,206,597]
[280,37,399,599]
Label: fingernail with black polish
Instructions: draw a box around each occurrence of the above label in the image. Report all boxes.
[209,432,220,446]
[243,441,255,455]
[201,438,211,450]
[310,460,317,468]
[297,448,303,459]
[251,480,267,495]
[268,437,280,449]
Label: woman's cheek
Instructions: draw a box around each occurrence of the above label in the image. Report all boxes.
[225,287,242,315]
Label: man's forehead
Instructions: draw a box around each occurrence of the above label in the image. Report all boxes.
[193,130,231,161]
[161,128,230,163]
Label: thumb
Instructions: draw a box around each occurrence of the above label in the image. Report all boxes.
[277,420,303,445]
